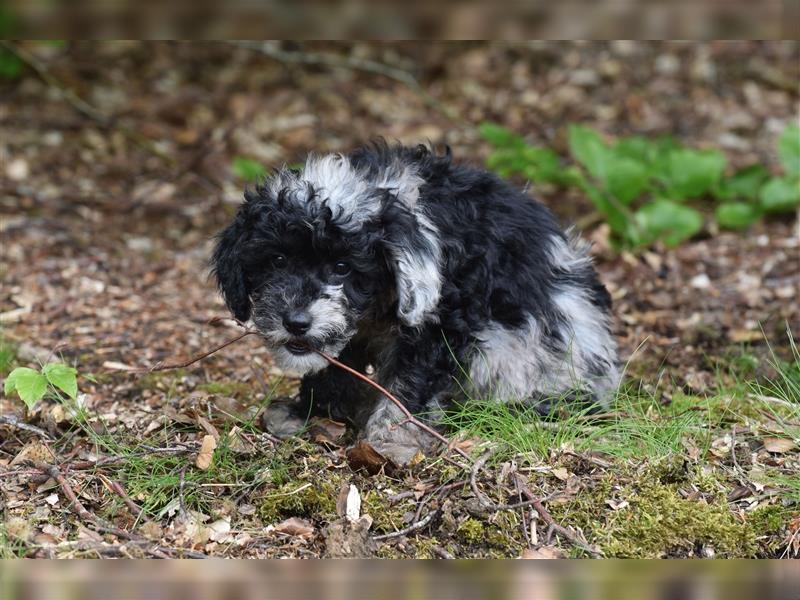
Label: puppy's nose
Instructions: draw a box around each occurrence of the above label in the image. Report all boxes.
[283,310,313,335]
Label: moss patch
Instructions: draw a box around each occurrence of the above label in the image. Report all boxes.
[551,464,757,558]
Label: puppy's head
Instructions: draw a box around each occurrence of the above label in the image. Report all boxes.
[212,152,442,374]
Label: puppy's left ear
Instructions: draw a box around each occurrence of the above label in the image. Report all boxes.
[381,205,442,327]
[212,212,252,323]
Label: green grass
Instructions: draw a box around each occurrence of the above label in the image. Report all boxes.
[0,333,18,377]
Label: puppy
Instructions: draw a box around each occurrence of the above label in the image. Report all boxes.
[213,143,619,463]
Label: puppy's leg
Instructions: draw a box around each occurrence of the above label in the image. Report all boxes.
[296,342,378,426]
[361,328,463,465]
[261,342,376,438]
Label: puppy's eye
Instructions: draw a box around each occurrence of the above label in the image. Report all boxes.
[272,254,287,268]
[333,261,351,276]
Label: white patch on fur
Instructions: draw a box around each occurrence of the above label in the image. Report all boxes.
[546,231,593,272]
[306,284,350,340]
[392,211,442,327]
[469,309,618,404]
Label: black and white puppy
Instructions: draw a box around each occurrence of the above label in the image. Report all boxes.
[213,143,619,463]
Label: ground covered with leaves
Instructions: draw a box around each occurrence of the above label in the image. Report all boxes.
[1,41,799,558]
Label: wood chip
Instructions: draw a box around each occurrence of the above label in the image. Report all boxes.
[195,434,217,470]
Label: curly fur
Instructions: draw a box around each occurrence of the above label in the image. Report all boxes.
[212,142,620,457]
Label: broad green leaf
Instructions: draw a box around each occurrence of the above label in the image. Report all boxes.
[613,137,655,162]
[4,367,47,409]
[43,363,78,399]
[713,165,770,202]
[634,199,704,247]
[605,156,650,204]
[232,158,267,182]
[663,149,727,200]
[760,176,800,213]
[581,184,631,239]
[478,123,525,149]
[715,203,762,230]
[778,123,800,177]
[568,125,608,180]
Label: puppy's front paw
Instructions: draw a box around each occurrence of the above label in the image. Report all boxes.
[361,398,438,466]
[260,398,307,439]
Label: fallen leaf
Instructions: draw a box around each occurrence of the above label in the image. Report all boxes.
[10,441,56,466]
[195,434,217,470]
[207,518,232,542]
[763,437,796,453]
[346,441,393,475]
[310,417,347,446]
[551,467,570,481]
[274,517,315,538]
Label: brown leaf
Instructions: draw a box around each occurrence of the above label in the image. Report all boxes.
[309,417,347,446]
[346,441,393,475]
[195,434,217,470]
[274,517,315,538]
[10,441,56,466]
[763,437,796,454]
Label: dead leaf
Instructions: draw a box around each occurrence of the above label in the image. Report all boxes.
[195,434,217,470]
[274,517,315,538]
[207,518,232,542]
[763,437,796,453]
[310,417,347,446]
[10,441,56,466]
[551,467,570,481]
[196,415,219,440]
[346,441,393,475]
[520,546,565,559]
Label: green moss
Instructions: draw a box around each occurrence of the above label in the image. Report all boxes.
[457,518,485,544]
[361,489,410,533]
[550,465,757,558]
[258,474,343,523]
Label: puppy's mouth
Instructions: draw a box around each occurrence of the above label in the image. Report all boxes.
[284,340,317,356]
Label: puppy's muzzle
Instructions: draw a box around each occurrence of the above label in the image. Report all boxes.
[283,309,312,336]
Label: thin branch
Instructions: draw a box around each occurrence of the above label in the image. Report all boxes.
[512,471,601,557]
[0,414,53,440]
[314,348,472,462]
[97,474,150,522]
[469,450,548,511]
[372,510,438,541]
[103,330,259,373]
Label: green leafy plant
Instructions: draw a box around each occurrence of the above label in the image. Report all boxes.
[4,362,78,410]
[480,122,800,249]
[232,157,268,182]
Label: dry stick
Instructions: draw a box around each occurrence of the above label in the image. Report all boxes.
[372,510,438,541]
[36,463,137,541]
[471,450,601,557]
[0,414,53,440]
[98,474,150,522]
[314,348,473,462]
[511,472,601,558]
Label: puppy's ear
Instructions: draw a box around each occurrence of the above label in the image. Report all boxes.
[381,204,442,327]
[212,211,252,323]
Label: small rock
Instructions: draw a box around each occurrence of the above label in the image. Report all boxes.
[323,516,375,558]
[6,158,29,181]
[690,273,711,289]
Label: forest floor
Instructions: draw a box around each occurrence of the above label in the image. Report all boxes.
[1,42,799,558]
